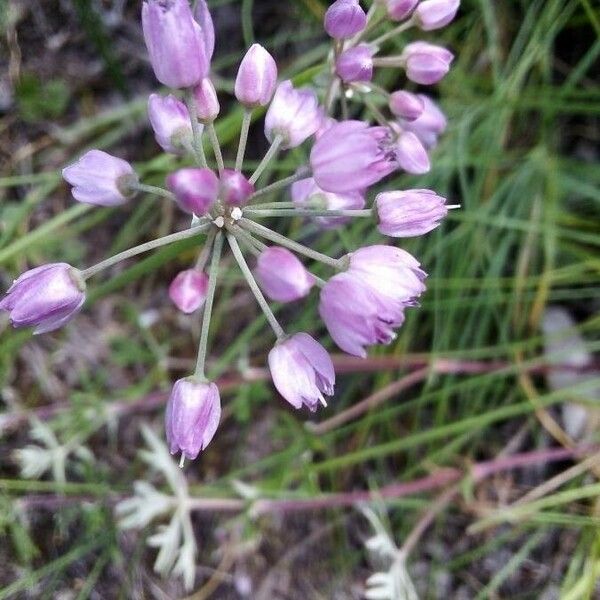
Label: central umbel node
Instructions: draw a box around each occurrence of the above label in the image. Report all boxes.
[212,205,243,229]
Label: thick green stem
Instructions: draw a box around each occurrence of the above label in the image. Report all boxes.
[81,222,210,279]
[194,232,224,380]
[207,122,225,174]
[235,109,253,172]
[239,217,344,270]
[250,135,283,185]
[227,233,285,340]
[185,90,208,168]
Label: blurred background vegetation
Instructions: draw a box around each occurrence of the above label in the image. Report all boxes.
[0,0,599,597]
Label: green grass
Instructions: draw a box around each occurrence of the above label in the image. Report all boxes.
[0,0,599,597]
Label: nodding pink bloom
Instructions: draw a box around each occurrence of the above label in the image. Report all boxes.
[62,150,138,206]
[165,378,221,459]
[169,269,209,314]
[234,44,278,108]
[314,109,337,140]
[193,0,215,60]
[384,0,419,21]
[219,169,254,206]
[166,167,219,215]
[193,78,220,122]
[142,0,209,88]
[400,94,447,149]
[335,44,374,83]
[264,80,321,149]
[291,176,365,229]
[310,120,397,193]
[415,0,460,30]
[0,263,86,334]
[268,333,335,410]
[389,91,424,121]
[376,189,448,237]
[395,131,430,174]
[255,247,314,302]
[401,42,454,85]
[148,93,193,154]
[324,0,367,39]
[319,246,426,356]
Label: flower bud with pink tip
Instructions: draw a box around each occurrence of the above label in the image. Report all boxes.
[0,263,86,334]
[389,91,424,121]
[376,189,448,237]
[414,0,460,30]
[399,94,447,149]
[169,269,209,314]
[165,377,221,460]
[265,81,321,148]
[268,333,335,411]
[255,247,314,303]
[193,78,220,122]
[62,150,138,206]
[166,168,219,215]
[235,44,278,108]
[219,169,254,207]
[148,93,193,153]
[401,41,454,85]
[142,0,209,88]
[335,44,374,83]
[381,0,419,21]
[395,131,430,174]
[324,0,367,39]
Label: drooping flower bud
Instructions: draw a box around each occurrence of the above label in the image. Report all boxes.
[389,90,424,121]
[193,78,220,122]
[254,247,314,303]
[62,150,138,206]
[219,169,254,206]
[165,377,221,459]
[268,333,335,410]
[234,44,278,108]
[395,131,430,174]
[147,93,193,154]
[399,94,447,149]
[0,263,86,334]
[335,44,374,83]
[264,81,321,149]
[401,41,454,85]
[142,0,209,88]
[169,269,209,313]
[324,0,367,39]
[382,0,419,21]
[414,0,460,30]
[166,168,219,215]
[193,0,215,60]
[376,189,448,237]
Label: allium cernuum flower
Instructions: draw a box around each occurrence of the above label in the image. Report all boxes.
[414,0,460,31]
[193,0,215,60]
[219,169,254,207]
[376,189,448,237]
[389,91,425,121]
[62,150,138,206]
[310,120,397,193]
[383,0,419,21]
[268,333,335,411]
[324,0,367,39]
[255,247,314,303]
[401,41,454,85]
[395,130,431,174]
[169,270,209,314]
[400,94,447,149]
[0,263,86,334]
[234,44,278,108]
[335,44,374,83]
[264,81,321,149]
[147,93,193,153]
[193,78,220,122]
[166,168,219,215]
[142,0,209,89]
[165,378,221,459]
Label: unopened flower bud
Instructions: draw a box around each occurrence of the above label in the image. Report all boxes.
[381,0,418,21]
[169,269,209,313]
[395,131,430,174]
[193,0,215,60]
[401,41,454,85]
[62,150,138,206]
[193,78,220,122]
[389,90,424,121]
[414,0,460,30]
[219,169,254,206]
[166,168,219,215]
[255,247,314,303]
[148,93,193,153]
[324,0,367,39]
[335,44,374,83]
[234,44,278,108]
[399,94,447,149]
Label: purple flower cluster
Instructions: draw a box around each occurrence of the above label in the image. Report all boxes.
[1,0,460,464]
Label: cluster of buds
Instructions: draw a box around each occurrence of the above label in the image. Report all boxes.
[1,0,460,465]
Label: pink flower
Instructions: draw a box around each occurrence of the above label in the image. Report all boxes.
[389,90,424,121]
[383,0,419,21]
[235,44,278,108]
[148,93,193,153]
[193,0,215,60]
[335,44,374,83]
[310,120,397,193]
[376,189,448,237]
[0,263,86,334]
[169,269,209,313]
[395,130,430,174]
[324,0,367,39]
[401,41,454,85]
[414,0,460,31]
[193,78,220,122]
[255,247,314,302]
[166,167,219,215]
[165,378,221,459]
[62,150,138,206]
[219,169,254,206]
[268,333,335,410]
[399,94,447,149]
